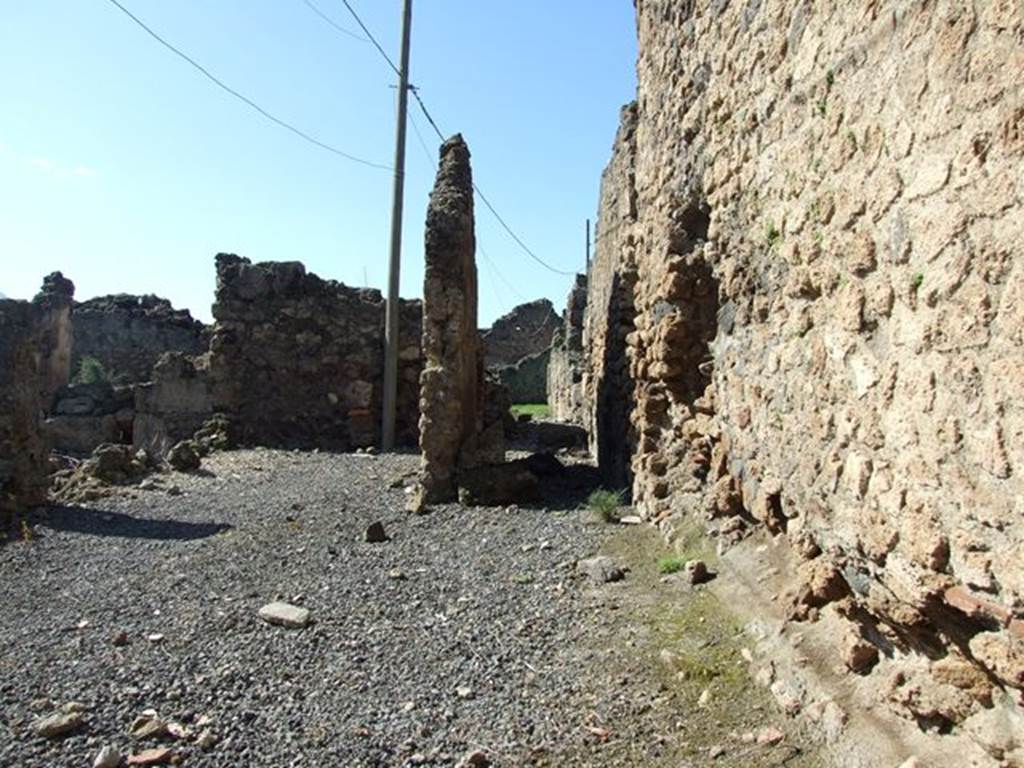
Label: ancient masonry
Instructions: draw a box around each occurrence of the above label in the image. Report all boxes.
[547,274,587,423]
[548,1,1024,760]
[71,293,206,383]
[417,135,504,503]
[0,273,75,524]
[481,298,560,367]
[209,254,423,450]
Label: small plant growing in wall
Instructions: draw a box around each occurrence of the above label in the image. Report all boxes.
[72,355,111,385]
[587,489,625,523]
[816,97,828,117]
[911,273,924,292]
[765,223,781,249]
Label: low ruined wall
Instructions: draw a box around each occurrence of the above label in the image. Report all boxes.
[209,254,422,450]
[134,352,213,459]
[45,381,134,456]
[0,273,75,523]
[592,0,1024,753]
[481,299,560,368]
[72,294,206,384]
[547,274,587,423]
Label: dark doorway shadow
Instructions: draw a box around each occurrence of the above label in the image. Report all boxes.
[28,505,232,542]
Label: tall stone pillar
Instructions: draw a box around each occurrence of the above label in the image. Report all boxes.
[418,134,482,503]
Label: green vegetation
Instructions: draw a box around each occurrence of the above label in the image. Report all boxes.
[71,355,111,385]
[657,555,687,575]
[826,68,836,90]
[911,272,925,291]
[764,222,781,248]
[510,402,550,419]
[587,488,625,523]
[816,97,828,117]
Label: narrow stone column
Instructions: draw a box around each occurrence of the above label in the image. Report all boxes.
[418,135,481,503]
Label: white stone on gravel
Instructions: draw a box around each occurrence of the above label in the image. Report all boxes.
[258,601,310,628]
[93,745,123,768]
[32,711,84,738]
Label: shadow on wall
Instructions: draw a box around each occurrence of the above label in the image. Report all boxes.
[597,268,639,496]
[24,506,232,542]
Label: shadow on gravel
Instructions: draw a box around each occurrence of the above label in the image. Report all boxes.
[31,506,232,542]
[534,461,603,510]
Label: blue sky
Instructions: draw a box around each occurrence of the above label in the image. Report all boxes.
[0,1,637,324]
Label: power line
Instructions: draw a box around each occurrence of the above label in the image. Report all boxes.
[472,184,577,276]
[339,0,401,77]
[300,0,367,42]
[408,108,437,168]
[331,1,577,277]
[410,87,445,142]
[479,241,526,305]
[104,0,391,170]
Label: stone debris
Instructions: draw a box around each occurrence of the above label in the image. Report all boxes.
[684,559,714,585]
[195,729,217,750]
[365,521,389,543]
[456,749,491,768]
[129,712,169,740]
[126,747,174,765]
[258,601,310,629]
[51,443,155,504]
[756,726,785,746]
[93,745,123,768]
[578,556,625,584]
[166,439,201,472]
[32,710,84,739]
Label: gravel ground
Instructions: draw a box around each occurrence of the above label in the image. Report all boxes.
[0,449,822,767]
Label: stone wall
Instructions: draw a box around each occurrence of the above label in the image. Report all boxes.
[495,347,549,404]
[589,0,1024,756]
[209,254,422,450]
[481,298,560,368]
[0,273,74,524]
[547,274,587,423]
[72,294,206,384]
[584,102,640,492]
[45,381,134,456]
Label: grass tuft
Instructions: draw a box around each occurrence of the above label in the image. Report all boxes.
[587,489,625,523]
[657,555,687,575]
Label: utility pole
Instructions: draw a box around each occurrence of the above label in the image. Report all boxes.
[381,0,413,451]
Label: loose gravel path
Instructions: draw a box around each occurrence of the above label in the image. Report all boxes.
[0,449,822,767]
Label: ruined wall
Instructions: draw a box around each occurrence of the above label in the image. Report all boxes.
[72,294,206,383]
[608,0,1024,753]
[133,352,213,459]
[45,382,134,456]
[547,274,588,423]
[209,254,422,450]
[481,298,560,368]
[584,102,641,492]
[495,347,550,404]
[0,274,75,523]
